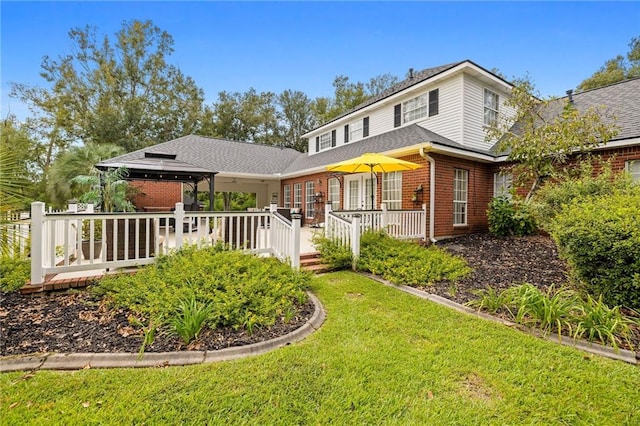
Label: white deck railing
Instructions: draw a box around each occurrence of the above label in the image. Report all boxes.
[29,202,302,285]
[325,212,352,248]
[0,212,31,258]
[328,203,426,240]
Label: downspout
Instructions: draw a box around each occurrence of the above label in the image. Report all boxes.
[419,146,437,243]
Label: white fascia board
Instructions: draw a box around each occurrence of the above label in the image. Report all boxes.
[593,137,640,150]
[215,172,282,181]
[303,61,511,138]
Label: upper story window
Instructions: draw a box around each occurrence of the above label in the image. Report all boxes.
[400,89,439,125]
[403,93,429,123]
[494,173,513,199]
[626,160,640,182]
[349,120,363,141]
[484,89,499,126]
[319,132,332,151]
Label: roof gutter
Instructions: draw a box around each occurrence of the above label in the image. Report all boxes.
[419,145,437,243]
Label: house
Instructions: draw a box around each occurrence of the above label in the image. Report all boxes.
[98,60,640,240]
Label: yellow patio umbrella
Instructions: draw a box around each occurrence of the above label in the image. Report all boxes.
[326,153,422,209]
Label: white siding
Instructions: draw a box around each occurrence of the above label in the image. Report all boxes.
[414,76,464,143]
[462,74,513,150]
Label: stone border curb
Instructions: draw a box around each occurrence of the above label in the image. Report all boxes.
[360,272,639,365]
[0,292,325,373]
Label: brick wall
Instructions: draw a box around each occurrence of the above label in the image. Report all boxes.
[130,181,182,210]
[280,152,494,236]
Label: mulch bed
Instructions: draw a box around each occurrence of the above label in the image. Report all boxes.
[1,233,637,356]
[0,291,314,356]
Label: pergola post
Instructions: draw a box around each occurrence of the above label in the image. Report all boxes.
[209,173,215,211]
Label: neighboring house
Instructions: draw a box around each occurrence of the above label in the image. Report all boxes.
[98,61,640,240]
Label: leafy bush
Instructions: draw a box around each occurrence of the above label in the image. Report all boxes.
[468,283,639,349]
[0,255,30,292]
[311,231,352,270]
[531,159,636,230]
[487,196,537,237]
[356,230,471,286]
[93,245,310,335]
[550,192,640,310]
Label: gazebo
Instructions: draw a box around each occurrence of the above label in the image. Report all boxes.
[96,152,217,211]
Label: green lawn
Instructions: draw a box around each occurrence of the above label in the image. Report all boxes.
[2,272,639,424]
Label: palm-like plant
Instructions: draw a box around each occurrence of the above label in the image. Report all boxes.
[46,143,125,208]
[73,166,135,213]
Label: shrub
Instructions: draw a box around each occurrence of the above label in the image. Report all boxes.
[356,230,471,286]
[550,192,640,310]
[487,196,537,237]
[531,159,636,230]
[93,245,310,334]
[0,255,30,292]
[312,231,352,270]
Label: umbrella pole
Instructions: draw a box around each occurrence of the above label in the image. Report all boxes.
[370,167,375,210]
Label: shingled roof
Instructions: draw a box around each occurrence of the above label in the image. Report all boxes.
[98,135,304,177]
[491,77,640,154]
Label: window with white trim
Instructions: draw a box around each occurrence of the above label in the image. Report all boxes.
[453,169,468,226]
[283,185,291,208]
[382,172,402,210]
[403,93,429,123]
[305,181,315,219]
[293,183,302,209]
[319,132,332,151]
[328,178,340,210]
[626,160,640,182]
[494,173,513,198]
[484,89,499,126]
[349,119,363,141]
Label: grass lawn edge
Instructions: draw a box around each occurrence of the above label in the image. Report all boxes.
[359,271,640,365]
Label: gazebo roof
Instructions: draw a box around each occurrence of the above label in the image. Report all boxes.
[96,152,216,182]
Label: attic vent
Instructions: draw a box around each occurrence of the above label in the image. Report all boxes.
[145,152,177,160]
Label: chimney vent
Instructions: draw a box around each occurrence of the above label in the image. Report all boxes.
[408,68,414,79]
[566,89,574,103]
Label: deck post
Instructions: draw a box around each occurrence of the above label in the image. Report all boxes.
[351,214,361,270]
[380,202,388,230]
[30,202,45,285]
[174,202,184,249]
[290,213,301,269]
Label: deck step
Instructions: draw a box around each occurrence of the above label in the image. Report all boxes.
[299,252,332,274]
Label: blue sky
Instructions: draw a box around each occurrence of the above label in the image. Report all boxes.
[2,1,639,121]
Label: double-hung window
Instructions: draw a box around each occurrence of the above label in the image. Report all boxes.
[283,185,291,208]
[349,120,363,141]
[484,89,499,126]
[382,172,402,210]
[493,173,513,198]
[453,169,468,226]
[626,160,640,182]
[328,178,340,210]
[318,132,332,151]
[293,183,302,210]
[403,93,429,123]
[305,181,315,219]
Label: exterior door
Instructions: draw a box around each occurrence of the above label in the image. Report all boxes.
[344,174,376,210]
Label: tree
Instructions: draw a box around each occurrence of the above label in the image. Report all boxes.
[365,73,399,97]
[0,117,36,211]
[73,166,135,212]
[277,90,317,152]
[10,20,207,152]
[46,143,125,208]
[487,78,619,201]
[578,36,640,91]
